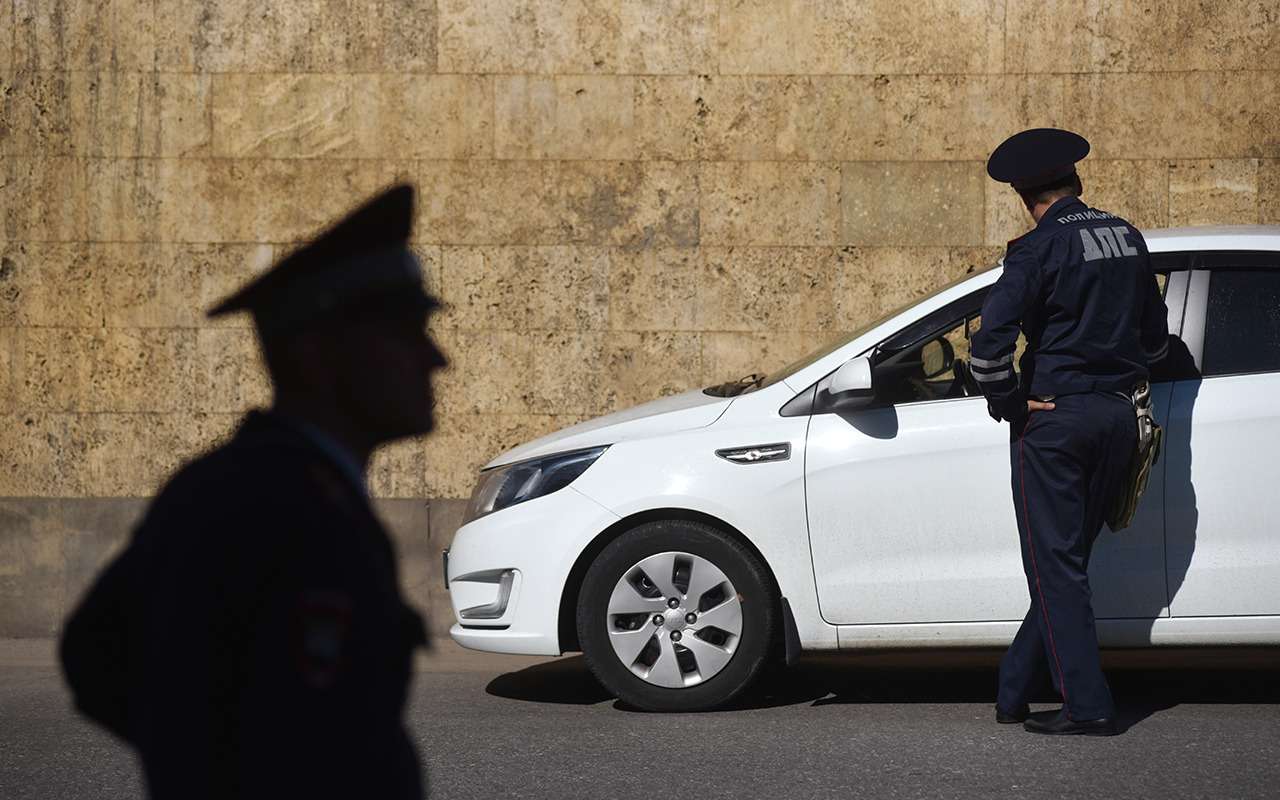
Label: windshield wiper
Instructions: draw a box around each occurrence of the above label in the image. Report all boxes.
[704,372,767,398]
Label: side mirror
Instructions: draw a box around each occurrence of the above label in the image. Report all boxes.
[920,336,955,379]
[830,356,874,397]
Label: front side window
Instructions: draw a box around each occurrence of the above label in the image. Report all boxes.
[869,291,988,405]
[751,264,1003,396]
[1202,268,1280,377]
[872,314,981,404]
[867,266,1180,405]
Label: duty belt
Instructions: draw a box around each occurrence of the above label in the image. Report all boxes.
[1106,381,1163,531]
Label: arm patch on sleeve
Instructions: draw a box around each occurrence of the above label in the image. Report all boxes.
[292,590,353,689]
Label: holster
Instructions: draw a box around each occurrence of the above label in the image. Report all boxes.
[1106,381,1163,531]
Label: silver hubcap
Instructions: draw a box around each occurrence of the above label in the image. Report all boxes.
[606,551,743,689]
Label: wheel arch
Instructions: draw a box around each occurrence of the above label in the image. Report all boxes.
[556,507,783,653]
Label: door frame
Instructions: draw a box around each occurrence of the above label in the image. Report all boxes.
[807,261,1193,635]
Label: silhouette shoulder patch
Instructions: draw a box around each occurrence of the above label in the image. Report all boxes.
[292,590,353,689]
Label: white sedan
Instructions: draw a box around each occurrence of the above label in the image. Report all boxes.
[444,225,1280,711]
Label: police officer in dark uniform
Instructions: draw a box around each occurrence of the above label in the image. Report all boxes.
[972,129,1170,736]
[60,185,446,796]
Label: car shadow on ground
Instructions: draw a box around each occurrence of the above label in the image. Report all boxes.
[485,657,614,705]
[485,648,1280,729]
[484,655,829,711]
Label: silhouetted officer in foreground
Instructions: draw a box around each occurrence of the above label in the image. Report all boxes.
[60,185,446,797]
[973,130,1169,736]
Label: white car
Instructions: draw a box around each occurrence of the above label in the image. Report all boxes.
[445,225,1280,711]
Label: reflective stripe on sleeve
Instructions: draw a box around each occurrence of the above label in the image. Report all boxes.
[973,368,1014,383]
[970,354,1014,369]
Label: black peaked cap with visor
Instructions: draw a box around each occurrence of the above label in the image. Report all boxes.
[986,128,1090,190]
[207,184,438,335]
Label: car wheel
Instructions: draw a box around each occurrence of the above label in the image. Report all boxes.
[576,519,778,711]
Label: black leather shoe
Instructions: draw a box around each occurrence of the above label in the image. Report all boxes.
[1023,708,1117,736]
[996,704,1029,724]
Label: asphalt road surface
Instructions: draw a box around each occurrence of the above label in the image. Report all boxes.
[2,641,1277,799]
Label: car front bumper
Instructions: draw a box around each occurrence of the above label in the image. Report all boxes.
[446,485,620,656]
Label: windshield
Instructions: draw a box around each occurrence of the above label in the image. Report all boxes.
[711,265,998,396]
[750,301,914,391]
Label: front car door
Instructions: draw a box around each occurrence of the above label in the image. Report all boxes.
[805,275,1183,629]
[1165,253,1280,618]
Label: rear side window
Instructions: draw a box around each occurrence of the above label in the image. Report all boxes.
[1202,269,1280,377]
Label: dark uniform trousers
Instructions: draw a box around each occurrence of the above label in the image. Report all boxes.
[997,392,1135,721]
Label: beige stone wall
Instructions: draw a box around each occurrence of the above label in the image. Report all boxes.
[2,0,1279,508]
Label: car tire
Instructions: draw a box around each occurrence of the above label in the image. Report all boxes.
[576,519,778,711]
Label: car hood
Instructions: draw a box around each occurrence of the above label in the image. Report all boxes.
[483,389,733,469]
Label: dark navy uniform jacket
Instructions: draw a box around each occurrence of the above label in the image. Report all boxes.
[60,411,427,800]
[972,196,1170,422]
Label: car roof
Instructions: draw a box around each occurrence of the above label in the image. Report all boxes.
[772,224,1279,396]
[1144,224,1280,254]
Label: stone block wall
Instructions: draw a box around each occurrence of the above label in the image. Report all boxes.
[1,0,1278,637]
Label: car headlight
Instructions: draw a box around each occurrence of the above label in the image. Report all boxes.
[462,446,609,524]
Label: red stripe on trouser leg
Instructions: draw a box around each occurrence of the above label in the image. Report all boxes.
[1018,414,1073,720]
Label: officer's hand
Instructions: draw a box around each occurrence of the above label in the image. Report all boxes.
[1026,399,1056,413]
